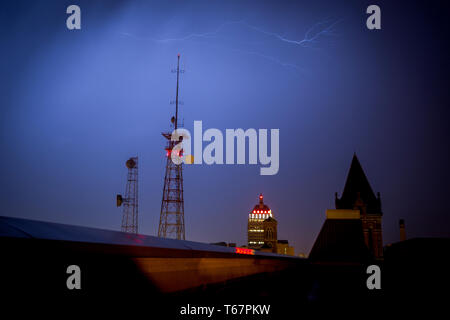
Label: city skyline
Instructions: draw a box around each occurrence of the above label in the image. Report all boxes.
[1,0,449,255]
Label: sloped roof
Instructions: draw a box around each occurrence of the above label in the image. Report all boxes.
[251,193,272,213]
[0,216,293,258]
[252,204,271,211]
[335,154,381,214]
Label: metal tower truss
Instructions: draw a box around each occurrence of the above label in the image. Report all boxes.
[158,54,186,240]
[158,139,185,239]
[118,157,139,234]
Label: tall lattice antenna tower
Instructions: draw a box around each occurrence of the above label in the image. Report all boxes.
[158,54,185,240]
[116,157,139,233]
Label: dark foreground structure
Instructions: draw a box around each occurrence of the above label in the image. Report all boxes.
[0,216,448,315]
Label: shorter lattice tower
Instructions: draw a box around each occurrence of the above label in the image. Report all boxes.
[116,157,139,233]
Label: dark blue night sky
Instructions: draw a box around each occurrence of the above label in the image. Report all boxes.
[1,0,449,254]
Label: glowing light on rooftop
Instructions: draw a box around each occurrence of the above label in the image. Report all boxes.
[235,247,254,255]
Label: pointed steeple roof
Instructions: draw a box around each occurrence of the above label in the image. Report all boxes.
[335,154,382,214]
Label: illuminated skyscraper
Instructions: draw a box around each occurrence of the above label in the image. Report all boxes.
[248,194,277,251]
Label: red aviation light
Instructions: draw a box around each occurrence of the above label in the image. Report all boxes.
[166,149,184,158]
[235,247,254,255]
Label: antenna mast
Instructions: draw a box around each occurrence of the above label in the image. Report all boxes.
[158,54,186,240]
[175,53,180,130]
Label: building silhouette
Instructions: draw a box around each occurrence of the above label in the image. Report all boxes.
[335,154,383,258]
[310,154,383,262]
[399,219,406,241]
[276,240,295,256]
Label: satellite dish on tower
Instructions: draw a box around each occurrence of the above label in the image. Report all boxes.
[116,194,123,207]
[126,158,136,169]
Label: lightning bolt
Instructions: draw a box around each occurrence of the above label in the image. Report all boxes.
[243,19,341,48]
[121,19,339,46]
[120,20,244,43]
[230,48,304,75]
[120,19,340,73]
